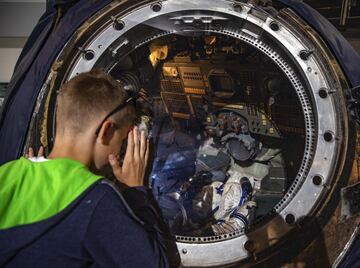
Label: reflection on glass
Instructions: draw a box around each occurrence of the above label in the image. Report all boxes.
[111,33,305,237]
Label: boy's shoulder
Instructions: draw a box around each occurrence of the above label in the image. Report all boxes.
[0,156,25,169]
[0,157,103,230]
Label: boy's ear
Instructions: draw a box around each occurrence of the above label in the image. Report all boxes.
[97,120,115,146]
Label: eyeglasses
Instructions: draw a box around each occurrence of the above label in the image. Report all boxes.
[95,96,135,136]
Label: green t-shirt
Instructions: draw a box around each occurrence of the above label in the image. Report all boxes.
[0,157,102,230]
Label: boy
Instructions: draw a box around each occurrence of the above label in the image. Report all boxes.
[0,70,169,267]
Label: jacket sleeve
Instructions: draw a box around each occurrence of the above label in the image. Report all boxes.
[121,186,166,228]
[83,188,169,268]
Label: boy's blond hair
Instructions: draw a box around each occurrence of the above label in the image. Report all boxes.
[56,70,134,135]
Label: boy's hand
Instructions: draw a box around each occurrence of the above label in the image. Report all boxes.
[109,127,150,187]
[26,146,44,158]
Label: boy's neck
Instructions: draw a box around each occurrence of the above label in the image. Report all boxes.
[48,134,93,167]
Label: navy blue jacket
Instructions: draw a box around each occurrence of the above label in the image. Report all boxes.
[0,180,169,267]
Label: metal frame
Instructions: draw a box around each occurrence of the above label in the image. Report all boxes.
[28,0,348,266]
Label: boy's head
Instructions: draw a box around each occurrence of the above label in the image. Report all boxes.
[55,70,135,169]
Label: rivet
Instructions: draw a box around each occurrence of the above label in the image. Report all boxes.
[324,131,334,142]
[233,4,243,12]
[312,175,323,186]
[113,19,125,31]
[83,50,95,61]
[151,2,162,12]
[300,49,314,61]
[285,213,295,225]
[269,21,279,31]
[319,88,328,99]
